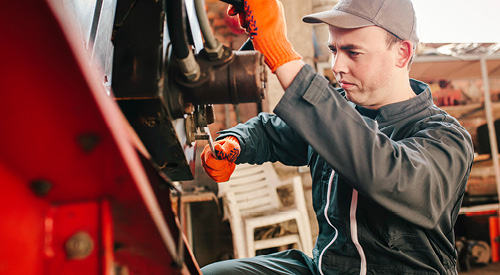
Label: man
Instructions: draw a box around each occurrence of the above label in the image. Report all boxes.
[201,0,474,274]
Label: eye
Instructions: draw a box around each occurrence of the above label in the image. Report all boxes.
[349,51,360,57]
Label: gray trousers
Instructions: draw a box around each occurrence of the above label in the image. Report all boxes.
[201,249,318,275]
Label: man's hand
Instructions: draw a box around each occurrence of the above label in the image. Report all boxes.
[227,0,301,73]
[201,136,241,182]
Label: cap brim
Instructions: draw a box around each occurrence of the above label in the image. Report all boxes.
[302,9,374,29]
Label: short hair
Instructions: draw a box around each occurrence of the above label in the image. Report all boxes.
[386,31,403,48]
[386,31,414,70]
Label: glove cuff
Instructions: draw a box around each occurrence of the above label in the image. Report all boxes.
[253,33,302,73]
[225,135,240,145]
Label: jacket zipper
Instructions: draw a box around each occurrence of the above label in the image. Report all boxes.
[318,171,368,275]
[350,190,367,275]
[319,171,338,275]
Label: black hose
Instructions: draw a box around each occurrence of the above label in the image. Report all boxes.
[166,0,190,59]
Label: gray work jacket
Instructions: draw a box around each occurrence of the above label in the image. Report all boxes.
[217,64,474,274]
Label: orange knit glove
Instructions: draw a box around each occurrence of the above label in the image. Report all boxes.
[201,136,241,183]
[227,0,301,72]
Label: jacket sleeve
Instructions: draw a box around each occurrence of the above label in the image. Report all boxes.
[274,64,474,229]
[216,112,309,166]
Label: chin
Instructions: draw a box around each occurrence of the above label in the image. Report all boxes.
[345,93,359,104]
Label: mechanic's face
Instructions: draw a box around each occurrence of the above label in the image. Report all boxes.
[328,26,399,109]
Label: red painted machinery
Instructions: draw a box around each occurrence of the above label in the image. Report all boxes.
[0,0,264,274]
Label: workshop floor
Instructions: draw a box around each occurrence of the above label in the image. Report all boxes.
[459,262,500,274]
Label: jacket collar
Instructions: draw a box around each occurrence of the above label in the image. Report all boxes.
[359,79,433,123]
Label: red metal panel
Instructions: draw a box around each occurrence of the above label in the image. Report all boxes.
[0,162,47,274]
[101,200,115,274]
[42,200,113,275]
[490,216,500,263]
[46,202,101,274]
[0,1,200,274]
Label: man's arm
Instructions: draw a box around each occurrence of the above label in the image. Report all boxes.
[217,113,309,166]
[275,59,305,90]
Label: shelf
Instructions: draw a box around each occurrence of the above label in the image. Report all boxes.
[460,203,499,214]
[441,101,500,120]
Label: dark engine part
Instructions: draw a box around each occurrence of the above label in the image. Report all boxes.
[112,0,197,180]
[177,46,266,105]
[111,0,266,181]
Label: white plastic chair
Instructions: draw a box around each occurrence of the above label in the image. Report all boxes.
[218,163,313,259]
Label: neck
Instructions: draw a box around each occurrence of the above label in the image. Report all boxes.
[361,76,415,110]
[387,73,415,104]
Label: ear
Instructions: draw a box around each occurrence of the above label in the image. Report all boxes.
[395,40,413,69]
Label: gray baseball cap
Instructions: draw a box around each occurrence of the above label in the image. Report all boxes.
[302,0,419,46]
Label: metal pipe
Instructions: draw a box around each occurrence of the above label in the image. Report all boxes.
[179,50,266,104]
[194,0,224,59]
[480,57,500,220]
[194,0,218,50]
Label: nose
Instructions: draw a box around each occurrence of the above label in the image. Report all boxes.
[331,53,347,76]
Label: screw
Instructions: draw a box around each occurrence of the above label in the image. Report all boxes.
[65,231,94,260]
[145,120,157,127]
[30,180,52,196]
[77,133,100,153]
